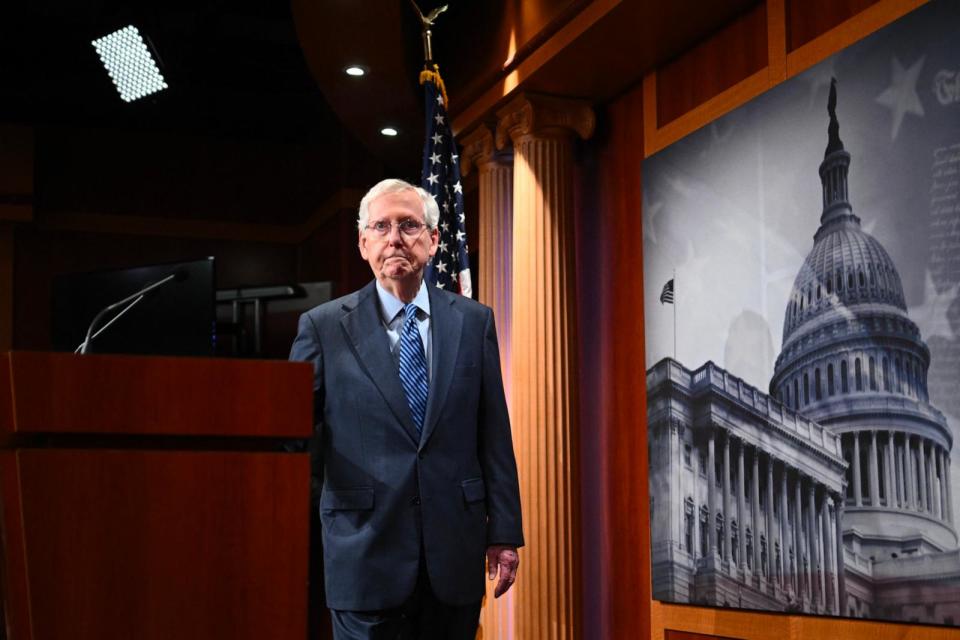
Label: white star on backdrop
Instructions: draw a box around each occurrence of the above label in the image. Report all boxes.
[908,269,958,342]
[875,55,926,140]
[803,56,838,109]
[642,194,664,246]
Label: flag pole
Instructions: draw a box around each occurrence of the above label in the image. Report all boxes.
[673,269,677,361]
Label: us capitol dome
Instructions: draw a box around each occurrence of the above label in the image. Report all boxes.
[770,79,957,582]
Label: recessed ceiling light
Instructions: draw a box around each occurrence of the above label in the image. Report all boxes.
[344,65,366,77]
[381,127,398,137]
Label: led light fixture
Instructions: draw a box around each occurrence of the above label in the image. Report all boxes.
[92,26,168,103]
[380,127,398,137]
[344,65,366,77]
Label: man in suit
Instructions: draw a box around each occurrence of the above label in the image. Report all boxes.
[290,178,523,639]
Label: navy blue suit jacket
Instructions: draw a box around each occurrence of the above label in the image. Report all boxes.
[289,280,523,610]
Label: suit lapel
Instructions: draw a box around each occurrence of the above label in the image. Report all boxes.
[420,287,462,450]
[340,282,421,446]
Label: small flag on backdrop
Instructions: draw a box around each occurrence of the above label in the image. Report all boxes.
[419,65,472,297]
[660,279,675,304]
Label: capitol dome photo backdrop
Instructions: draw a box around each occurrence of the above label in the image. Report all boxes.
[643,0,960,626]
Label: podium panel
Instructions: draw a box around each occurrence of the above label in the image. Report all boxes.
[19,450,309,640]
[0,353,314,640]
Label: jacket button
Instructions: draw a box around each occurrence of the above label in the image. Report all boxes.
[411,496,421,506]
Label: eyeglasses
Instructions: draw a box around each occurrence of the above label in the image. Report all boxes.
[365,219,427,237]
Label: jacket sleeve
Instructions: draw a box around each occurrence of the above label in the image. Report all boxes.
[289,311,326,506]
[478,307,524,548]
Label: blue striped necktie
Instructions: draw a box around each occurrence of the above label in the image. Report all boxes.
[398,302,429,433]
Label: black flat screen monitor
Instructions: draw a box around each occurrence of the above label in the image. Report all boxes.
[52,257,216,357]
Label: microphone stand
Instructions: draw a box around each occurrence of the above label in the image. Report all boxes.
[76,272,179,355]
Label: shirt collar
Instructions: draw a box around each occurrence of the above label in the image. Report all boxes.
[375,279,431,324]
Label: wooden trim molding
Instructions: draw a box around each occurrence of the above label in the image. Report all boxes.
[785,0,927,78]
[452,0,620,136]
[643,0,927,159]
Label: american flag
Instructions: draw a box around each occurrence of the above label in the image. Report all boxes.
[420,68,472,297]
[660,279,674,304]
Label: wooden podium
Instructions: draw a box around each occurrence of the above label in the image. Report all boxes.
[0,352,314,640]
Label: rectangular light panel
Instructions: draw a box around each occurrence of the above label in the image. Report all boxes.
[92,26,168,103]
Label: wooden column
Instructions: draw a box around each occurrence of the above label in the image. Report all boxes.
[496,93,593,640]
[461,124,516,640]
[462,124,514,386]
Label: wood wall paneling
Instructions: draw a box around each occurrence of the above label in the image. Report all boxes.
[576,82,650,639]
[655,3,769,129]
[784,0,927,78]
[786,0,882,51]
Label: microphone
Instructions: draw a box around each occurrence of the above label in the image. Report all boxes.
[76,270,188,354]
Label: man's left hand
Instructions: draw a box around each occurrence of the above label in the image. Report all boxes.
[486,545,519,598]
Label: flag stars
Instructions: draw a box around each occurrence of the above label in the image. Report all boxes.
[453,181,462,194]
[434,113,445,125]
[430,152,441,165]
[456,230,465,242]
[427,173,439,185]
[437,261,448,274]
[432,133,443,145]
[441,221,450,232]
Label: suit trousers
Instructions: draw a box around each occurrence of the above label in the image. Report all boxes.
[330,553,482,640]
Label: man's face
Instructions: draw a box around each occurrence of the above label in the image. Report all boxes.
[358,189,439,289]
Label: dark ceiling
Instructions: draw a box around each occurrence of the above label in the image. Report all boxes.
[0,1,760,226]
